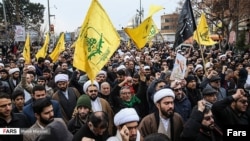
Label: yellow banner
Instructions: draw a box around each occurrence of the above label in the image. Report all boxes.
[73,0,120,82]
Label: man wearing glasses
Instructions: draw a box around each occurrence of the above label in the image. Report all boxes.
[181,99,223,141]
[83,80,114,136]
[170,80,191,123]
[212,89,250,131]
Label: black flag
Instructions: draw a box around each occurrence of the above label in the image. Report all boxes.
[173,0,196,48]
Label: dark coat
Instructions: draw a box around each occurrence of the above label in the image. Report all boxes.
[0,112,29,141]
[23,99,62,126]
[73,124,109,141]
[181,108,223,141]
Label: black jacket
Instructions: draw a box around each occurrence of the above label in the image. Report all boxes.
[0,112,29,141]
[181,108,223,141]
[72,124,109,141]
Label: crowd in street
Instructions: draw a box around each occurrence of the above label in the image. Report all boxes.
[0,40,249,141]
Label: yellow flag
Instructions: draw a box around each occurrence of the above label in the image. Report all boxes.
[23,34,31,64]
[193,13,216,46]
[49,33,65,63]
[73,0,120,82]
[35,33,50,60]
[147,5,164,18]
[124,17,159,50]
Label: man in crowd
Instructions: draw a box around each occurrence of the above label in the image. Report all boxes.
[212,89,250,130]
[11,89,25,113]
[68,94,92,134]
[181,100,223,141]
[107,108,142,141]
[139,88,183,141]
[0,93,29,141]
[23,97,55,141]
[23,85,62,125]
[83,80,114,136]
[52,73,80,123]
[73,111,109,141]
[170,80,191,123]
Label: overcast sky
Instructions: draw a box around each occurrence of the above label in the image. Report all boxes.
[30,0,178,34]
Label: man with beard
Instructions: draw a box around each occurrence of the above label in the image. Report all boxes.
[183,75,202,108]
[7,67,20,94]
[170,80,192,123]
[212,88,250,130]
[73,111,109,141]
[138,88,183,141]
[107,108,142,141]
[23,97,55,141]
[0,93,29,141]
[23,85,62,125]
[181,100,223,141]
[52,73,81,123]
[83,80,114,136]
[68,95,92,134]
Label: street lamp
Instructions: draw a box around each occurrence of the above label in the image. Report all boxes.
[47,0,55,33]
[136,0,143,25]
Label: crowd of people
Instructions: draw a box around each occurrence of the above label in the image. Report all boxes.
[0,40,249,141]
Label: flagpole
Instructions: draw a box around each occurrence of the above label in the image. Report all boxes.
[195,31,207,75]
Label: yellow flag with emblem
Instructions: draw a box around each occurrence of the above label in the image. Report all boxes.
[49,33,65,63]
[35,32,50,60]
[124,5,163,50]
[193,13,216,46]
[124,17,159,50]
[23,33,31,64]
[73,0,120,82]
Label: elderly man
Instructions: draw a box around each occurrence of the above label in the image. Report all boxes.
[139,88,183,141]
[83,80,114,136]
[107,108,142,141]
[52,73,81,123]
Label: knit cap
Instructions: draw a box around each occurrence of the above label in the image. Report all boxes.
[76,95,92,109]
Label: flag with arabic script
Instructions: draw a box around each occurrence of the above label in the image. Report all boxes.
[173,0,196,48]
[73,0,120,82]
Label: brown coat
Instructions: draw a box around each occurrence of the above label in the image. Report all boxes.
[52,87,80,123]
[138,112,183,141]
[98,97,115,136]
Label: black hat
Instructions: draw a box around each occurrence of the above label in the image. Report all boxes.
[185,75,196,84]
[202,85,217,96]
[209,75,221,82]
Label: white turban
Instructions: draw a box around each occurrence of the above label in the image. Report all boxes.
[194,64,203,72]
[117,65,126,71]
[0,63,4,67]
[114,108,139,126]
[45,60,51,64]
[154,88,175,104]
[27,65,36,71]
[9,68,20,75]
[219,54,226,60]
[54,74,69,83]
[97,70,107,77]
[83,80,99,94]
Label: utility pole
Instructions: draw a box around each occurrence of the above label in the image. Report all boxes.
[47,0,51,32]
[139,0,142,24]
[2,0,7,32]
